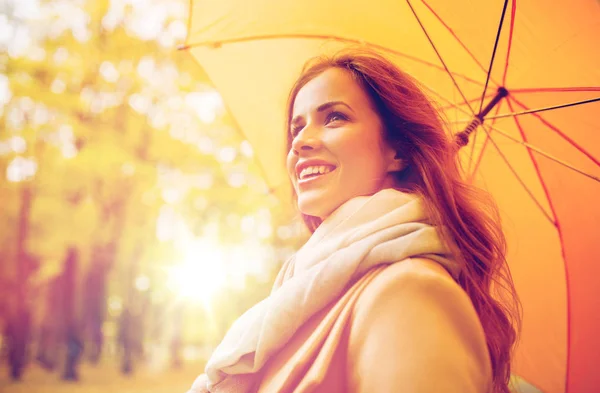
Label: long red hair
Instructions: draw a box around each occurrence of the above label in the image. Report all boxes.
[285,48,521,393]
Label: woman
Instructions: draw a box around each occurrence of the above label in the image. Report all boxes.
[189,49,521,393]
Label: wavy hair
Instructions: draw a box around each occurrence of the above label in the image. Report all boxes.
[285,48,522,393]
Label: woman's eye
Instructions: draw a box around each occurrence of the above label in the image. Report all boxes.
[291,125,303,137]
[325,112,347,125]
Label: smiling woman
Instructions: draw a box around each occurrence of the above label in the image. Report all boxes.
[188,48,521,393]
[286,67,403,220]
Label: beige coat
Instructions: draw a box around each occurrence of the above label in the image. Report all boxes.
[254,257,492,393]
[191,191,492,393]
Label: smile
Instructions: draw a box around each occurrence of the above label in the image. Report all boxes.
[298,165,336,184]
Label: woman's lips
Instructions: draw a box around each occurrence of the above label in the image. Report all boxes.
[298,168,336,186]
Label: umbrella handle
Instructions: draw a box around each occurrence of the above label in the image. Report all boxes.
[455,117,483,148]
[455,87,508,148]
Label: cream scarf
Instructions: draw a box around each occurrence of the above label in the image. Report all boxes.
[189,188,460,393]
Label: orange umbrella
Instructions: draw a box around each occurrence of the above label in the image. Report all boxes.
[183,1,600,392]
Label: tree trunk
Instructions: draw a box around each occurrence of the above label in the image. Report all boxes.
[7,186,33,381]
[83,247,109,364]
[61,248,83,381]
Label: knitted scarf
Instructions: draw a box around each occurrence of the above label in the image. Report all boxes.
[189,188,460,393]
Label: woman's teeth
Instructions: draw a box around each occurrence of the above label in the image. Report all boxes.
[299,165,334,180]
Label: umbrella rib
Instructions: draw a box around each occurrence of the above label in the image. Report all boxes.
[511,87,600,94]
[488,126,600,183]
[478,0,510,114]
[501,0,517,85]
[181,33,486,87]
[450,118,482,124]
[467,127,490,183]
[406,0,475,115]
[417,83,484,123]
[179,43,288,197]
[359,62,599,182]
[185,0,194,46]
[510,96,600,167]
[509,95,559,222]
[485,97,600,120]
[504,102,572,393]
[467,127,478,175]
[439,93,495,111]
[429,89,600,182]
[480,125,556,225]
[467,102,504,177]
[420,84,482,115]
[420,0,497,86]
[467,127,485,181]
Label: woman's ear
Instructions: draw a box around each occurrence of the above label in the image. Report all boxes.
[387,151,407,173]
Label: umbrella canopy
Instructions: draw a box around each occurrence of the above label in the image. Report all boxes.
[183,1,600,392]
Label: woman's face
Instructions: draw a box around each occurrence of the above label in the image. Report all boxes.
[287,67,400,219]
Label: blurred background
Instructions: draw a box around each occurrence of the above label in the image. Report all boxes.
[0,0,308,391]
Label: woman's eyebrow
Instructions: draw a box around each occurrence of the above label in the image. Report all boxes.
[292,101,354,125]
[316,101,354,113]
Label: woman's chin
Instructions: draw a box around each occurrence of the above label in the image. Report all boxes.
[297,196,334,220]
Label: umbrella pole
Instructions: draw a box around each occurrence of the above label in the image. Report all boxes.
[455,87,508,148]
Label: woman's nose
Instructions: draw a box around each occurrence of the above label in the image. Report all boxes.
[291,126,322,154]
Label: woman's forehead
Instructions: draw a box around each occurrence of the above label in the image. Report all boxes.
[292,68,369,116]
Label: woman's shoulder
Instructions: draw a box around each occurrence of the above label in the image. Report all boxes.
[351,257,482,329]
[347,258,492,393]
[353,257,463,313]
